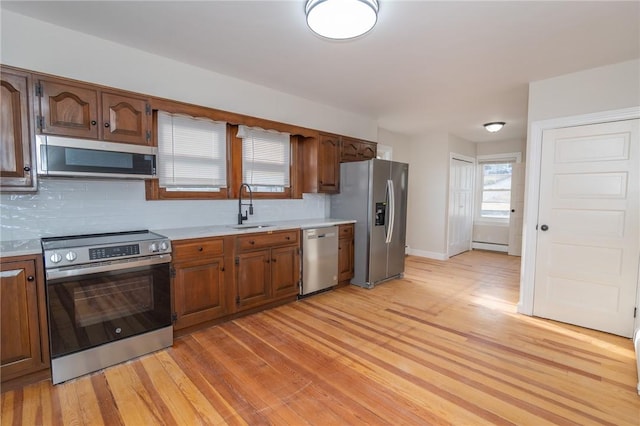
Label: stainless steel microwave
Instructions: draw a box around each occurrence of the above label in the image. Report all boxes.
[36,136,157,179]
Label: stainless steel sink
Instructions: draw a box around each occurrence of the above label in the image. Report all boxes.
[227,224,274,230]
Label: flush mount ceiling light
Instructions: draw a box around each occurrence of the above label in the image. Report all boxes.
[305,0,379,40]
[483,122,506,133]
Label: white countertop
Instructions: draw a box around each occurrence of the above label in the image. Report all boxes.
[0,218,356,257]
[0,239,42,258]
[154,218,356,241]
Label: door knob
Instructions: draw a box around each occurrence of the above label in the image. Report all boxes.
[540,224,549,231]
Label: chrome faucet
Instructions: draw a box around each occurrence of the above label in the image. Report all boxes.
[238,183,254,225]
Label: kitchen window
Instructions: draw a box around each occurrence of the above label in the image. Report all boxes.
[157,111,227,192]
[476,153,521,223]
[237,125,291,195]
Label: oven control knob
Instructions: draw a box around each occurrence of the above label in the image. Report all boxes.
[149,243,159,252]
[65,251,77,262]
[160,241,170,251]
[50,252,62,263]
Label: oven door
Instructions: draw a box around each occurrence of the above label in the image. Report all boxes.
[46,261,171,359]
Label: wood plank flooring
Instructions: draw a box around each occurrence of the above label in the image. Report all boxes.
[2,251,639,425]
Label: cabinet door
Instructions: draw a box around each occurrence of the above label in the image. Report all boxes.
[101,92,150,145]
[318,133,340,193]
[271,245,300,298]
[358,141,377,160]
[0,67,35,190]
[236,250,270,310]
[340,137,360,162]
[0,260,44,381]
[173,257,227,330]
[338,237,355,282]
[38,79,99,139]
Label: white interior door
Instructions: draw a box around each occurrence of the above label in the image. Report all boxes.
[448,156,474,257]
[508,162,525,256]
[533,119,639,337]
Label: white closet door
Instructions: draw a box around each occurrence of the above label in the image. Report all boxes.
[533,119,639,337]
[448,157,474,257]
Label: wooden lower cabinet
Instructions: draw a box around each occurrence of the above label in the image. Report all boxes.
[236,230,300,311]
[338,223,355,284]
[0,255,49,383]
[171,236,232,331]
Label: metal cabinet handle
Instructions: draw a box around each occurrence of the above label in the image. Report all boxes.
[198,247,203,251]
[27,276,34,282]
[540,224,549,231]
[90,120,97,126]
[23,166,31,172]
[104,122,110,128]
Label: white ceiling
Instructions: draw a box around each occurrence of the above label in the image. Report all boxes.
[2,1,639,142]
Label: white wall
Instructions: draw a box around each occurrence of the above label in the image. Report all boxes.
[377,128,412,164]
[0,11,380,241]
[528,59,640,122]
[448,134,476,159]
[1,11,378,140]
[402,129,450,259]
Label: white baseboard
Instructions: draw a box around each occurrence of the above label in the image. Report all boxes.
[472,242,509,253]
[407,248,447,260]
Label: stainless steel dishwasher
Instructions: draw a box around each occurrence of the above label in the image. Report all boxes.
[301,226,338,296]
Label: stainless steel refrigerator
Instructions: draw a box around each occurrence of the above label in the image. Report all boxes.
[331,159,408,288]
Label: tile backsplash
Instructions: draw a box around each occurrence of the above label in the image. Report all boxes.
[0,178,329,241]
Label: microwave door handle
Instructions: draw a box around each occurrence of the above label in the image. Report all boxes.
[385,179,395,244]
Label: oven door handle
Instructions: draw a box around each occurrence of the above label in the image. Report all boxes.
[46,254,172,281]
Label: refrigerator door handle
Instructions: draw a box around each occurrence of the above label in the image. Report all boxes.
[385,179,395,244]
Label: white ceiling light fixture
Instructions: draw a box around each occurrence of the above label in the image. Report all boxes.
[305,0,379,40]
[483,122,506,133]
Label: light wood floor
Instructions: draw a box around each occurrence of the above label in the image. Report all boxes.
[2,251,639,425]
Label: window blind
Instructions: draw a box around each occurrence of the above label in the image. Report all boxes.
[157,112,227,190]
[237,125,290,189]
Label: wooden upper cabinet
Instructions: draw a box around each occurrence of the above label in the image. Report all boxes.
[302,132,340,194]
[37,78,99,139]
[0,66,36,191]
[341,137,377,163]
[36,76,151,145]
[318,133,340,192]
[101,91,150,145]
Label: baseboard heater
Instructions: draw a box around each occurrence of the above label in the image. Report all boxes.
[471,241,508,253]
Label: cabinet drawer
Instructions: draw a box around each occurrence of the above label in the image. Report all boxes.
[173,238,224,261]
[237,230,299,251]
[339,224,354,239]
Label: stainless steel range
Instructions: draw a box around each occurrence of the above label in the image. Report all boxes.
[41,230,173,384]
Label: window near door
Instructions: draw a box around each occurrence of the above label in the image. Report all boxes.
[237,125,291,193]
[157,111,227,191]
[480,162,512,219]
[476,153,521,222]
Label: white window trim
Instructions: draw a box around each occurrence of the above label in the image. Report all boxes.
[475,152,522,225]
